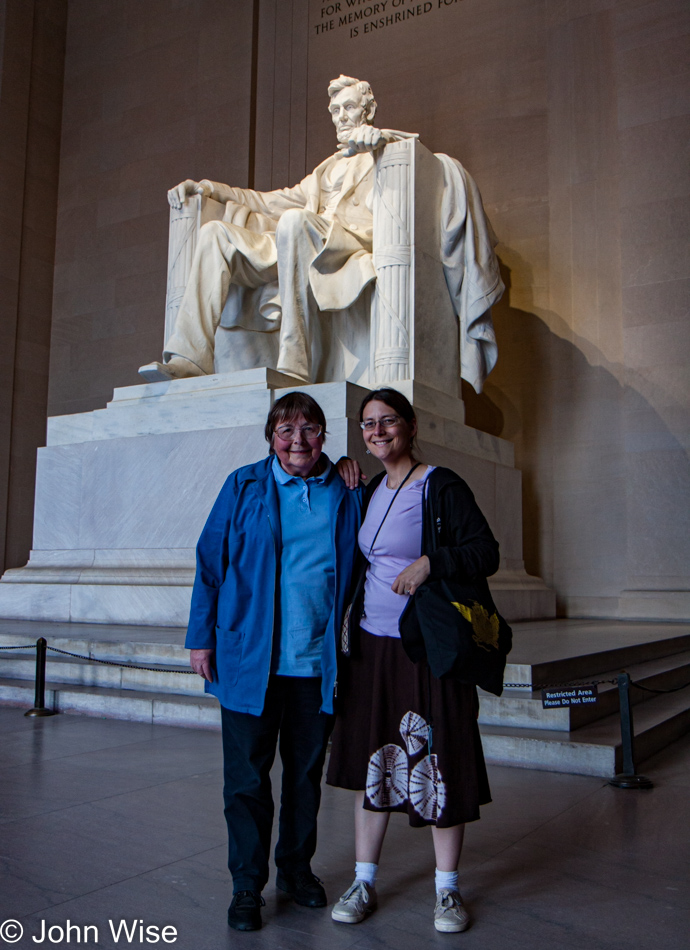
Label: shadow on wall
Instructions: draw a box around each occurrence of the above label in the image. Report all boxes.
[462,257,690,611]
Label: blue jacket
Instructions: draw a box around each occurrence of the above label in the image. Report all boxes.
[185,455,362,715]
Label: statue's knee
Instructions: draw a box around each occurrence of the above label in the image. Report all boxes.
[198,219,227,246]
[275,208,310,239]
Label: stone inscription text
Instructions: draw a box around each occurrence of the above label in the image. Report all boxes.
[314,0,465,39]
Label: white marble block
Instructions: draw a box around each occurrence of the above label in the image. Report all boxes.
[0,371,554,626]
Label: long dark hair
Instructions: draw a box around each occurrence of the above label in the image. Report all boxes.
[264,391,327,454]
[359,388,418,457]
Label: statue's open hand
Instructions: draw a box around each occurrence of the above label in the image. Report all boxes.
[167,179,213,209]
[339,125,385,157]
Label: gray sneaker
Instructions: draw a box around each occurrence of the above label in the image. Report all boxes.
[434,888,470,933]
[331,879,377,924]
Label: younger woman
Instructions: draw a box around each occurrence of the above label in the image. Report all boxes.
[328,388,499,933]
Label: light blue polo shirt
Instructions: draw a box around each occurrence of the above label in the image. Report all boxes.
[271,455,336,677]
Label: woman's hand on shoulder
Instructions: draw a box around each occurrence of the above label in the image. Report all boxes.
[336,456,367,490]
[190,648,215,682]
[391,555,430,596]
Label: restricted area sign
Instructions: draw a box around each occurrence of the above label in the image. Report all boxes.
[541,686,598,709]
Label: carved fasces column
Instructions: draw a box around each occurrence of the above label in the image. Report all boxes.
[165,195,200,345]
[372,140,413,383]
[164,195,225,344]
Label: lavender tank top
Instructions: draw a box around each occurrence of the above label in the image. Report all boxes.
[358,466,435,639]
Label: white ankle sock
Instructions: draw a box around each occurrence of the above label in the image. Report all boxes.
[435,868,459,893]
[355,861,378,887]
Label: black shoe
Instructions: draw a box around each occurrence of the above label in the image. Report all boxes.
[276,867,327,908]
[227,890,264,931]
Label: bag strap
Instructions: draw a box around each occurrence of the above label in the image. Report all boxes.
[366,462,421,558]
[422,476,439,555]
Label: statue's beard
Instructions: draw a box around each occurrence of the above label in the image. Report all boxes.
[336,121,368,144]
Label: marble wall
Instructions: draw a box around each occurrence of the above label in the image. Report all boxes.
[5,0,689,617]
[616,2,690,619]
[0,0,67,573]
[295,0,690,618]
[47,0,256,418]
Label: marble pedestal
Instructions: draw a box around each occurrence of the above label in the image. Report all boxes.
[0,370,555,626]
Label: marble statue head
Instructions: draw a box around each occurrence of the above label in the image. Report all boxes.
[327,75,377,145]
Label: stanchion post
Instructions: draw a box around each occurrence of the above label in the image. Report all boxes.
[608,671,652,789]
[25,637,56,718]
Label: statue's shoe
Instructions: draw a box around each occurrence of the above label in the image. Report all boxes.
[138,358,206,382]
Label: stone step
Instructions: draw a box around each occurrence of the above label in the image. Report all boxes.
[4,620,688,682]
[480,688,690,777]
[2,618,688,778]
[479,651,690,731]
[5,639,686,737]
[504,628,690,686]
[0,677,220,729]
[3,669,687,779]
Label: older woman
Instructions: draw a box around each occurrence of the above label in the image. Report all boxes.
[186,391,361,932]
[328,388,499,934]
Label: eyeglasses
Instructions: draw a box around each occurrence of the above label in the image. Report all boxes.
[360,415,403,431]
[274,424,323,441]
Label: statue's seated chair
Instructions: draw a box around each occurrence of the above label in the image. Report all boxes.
[164,139,462,395]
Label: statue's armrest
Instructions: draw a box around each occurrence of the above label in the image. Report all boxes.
[164,195,226,343]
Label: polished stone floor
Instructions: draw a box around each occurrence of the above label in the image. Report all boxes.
[0,707,687,950]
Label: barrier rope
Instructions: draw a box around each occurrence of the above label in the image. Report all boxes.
[503,678,618,690]
[45,644,197,674]
[630,680,690,695]
[504,676,690,693]
[3,642,688,690]
[0,641,195,674]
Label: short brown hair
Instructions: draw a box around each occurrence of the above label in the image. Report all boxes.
[265,391,328,454]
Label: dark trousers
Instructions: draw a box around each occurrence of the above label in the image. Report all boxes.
[220,675,334,893]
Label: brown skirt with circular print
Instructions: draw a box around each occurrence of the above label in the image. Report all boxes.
[326,628,491,827]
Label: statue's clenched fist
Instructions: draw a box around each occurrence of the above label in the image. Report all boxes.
[339,125,387,157]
